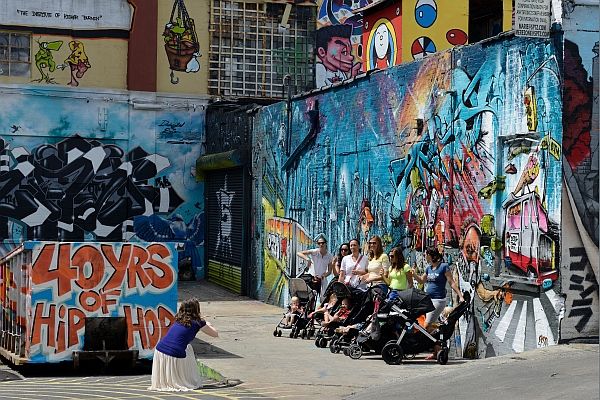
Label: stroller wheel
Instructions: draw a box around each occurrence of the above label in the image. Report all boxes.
[273,329,278,337]
[437,348,449,365]
[329,339,338,354]
[314,337,321,348]
[318,337,328,348]
[343,347,350,356]
[348,344,362,360]
[381,342,404,365]
[289,329,295,338]
[301,329,307,339]
[277,330,282,337]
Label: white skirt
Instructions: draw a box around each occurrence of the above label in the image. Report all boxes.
[148,344,203,391]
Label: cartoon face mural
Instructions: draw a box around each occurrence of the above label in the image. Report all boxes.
[365,19,398,71]
[315,0,368,88]
[253,34,564,356]
[315,24,362,87]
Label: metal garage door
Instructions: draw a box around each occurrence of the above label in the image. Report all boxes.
[205,168,245,293]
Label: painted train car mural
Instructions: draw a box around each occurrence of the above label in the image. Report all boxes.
[0,241,178,363]
[252,33,564,357]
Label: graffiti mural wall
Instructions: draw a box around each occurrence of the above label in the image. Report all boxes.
[0,241,177,362]
[560,2,599,340]
[0,86,207,279]
[253,33,565,356]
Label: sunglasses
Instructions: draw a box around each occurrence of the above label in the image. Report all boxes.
[368,242,376,245]
[341,248,349,252]
[317,241,326,245]
[389,254,394,258]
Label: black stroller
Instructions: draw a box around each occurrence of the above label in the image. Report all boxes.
[273,277,318,338]
[378,288,470,365]
[323,284,383,352]
[313,281,363,348]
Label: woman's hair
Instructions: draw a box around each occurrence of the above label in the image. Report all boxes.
[426,246,444,263]
[349,238,361,250]
[175,298,202,327]
[337,242,350,259]
[368,235,384,260]
[389,246,405,270]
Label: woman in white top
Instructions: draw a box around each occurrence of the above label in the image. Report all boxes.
[338,238,368,291]
[297,233,333,297]
[360,235,390,296]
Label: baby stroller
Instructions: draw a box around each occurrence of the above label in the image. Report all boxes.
[273,277,318,338]
[313,281,358,348]
[378,288,470,365]
[337,286,400,358]
[325,284,383,353]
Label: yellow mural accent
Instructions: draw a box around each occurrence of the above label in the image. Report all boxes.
[402,0,468,61]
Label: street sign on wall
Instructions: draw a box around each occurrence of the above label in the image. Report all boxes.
[514,0,552,38]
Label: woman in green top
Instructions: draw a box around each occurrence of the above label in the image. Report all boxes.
[384,246,413,301]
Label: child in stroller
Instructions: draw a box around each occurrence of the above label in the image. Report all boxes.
[378,288,471,365]
[273,277,318,338]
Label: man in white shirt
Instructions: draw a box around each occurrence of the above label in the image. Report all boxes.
[297,233,333,298]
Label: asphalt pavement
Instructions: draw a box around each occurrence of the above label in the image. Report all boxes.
[0,280,595,400]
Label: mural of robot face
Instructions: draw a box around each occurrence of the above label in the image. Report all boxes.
[216,182,234,258]
[374,24,390,60]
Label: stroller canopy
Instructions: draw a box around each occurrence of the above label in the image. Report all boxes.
[396,288,435,318]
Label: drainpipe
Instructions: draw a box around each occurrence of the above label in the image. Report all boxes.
[283,74,292,156]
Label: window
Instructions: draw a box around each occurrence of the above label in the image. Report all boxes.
[0,32,31,77]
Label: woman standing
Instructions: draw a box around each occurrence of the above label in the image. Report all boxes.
[360,235,390,296]
[330,242,350,281]
[384,246,413,300]
[413,247,464,358]
[149,298,219,391]
[338,238,368,290]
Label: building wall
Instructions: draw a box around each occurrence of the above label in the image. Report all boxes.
[252,33,567,356]
[156,0,210,94]
[560,1,599,340]
[0,86,207,279]
[0,0,131,89]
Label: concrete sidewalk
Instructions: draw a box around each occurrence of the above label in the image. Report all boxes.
[180,280,478,399]
[180,281,599,399]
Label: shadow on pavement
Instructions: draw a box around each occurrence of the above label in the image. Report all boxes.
[178,280,249,302]
[191,338,241,359]
[10,358,153,378]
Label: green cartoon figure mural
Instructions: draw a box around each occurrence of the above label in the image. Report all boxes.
[33,40,63,83]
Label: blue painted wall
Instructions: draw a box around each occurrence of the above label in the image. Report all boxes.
[0,86,206,279]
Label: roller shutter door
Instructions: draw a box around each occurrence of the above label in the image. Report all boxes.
[205,168,244,293]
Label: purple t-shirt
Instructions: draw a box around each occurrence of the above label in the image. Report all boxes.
[156,320,206,358]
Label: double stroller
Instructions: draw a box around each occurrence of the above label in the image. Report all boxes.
[369,287,471,365]
[273,276,318,338]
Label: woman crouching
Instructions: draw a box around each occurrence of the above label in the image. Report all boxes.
[149,298,219,391]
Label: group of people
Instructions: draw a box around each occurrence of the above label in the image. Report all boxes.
[298,234,464,357]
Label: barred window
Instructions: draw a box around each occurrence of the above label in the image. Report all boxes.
[0,32,31,77]
[209,0,315,99]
